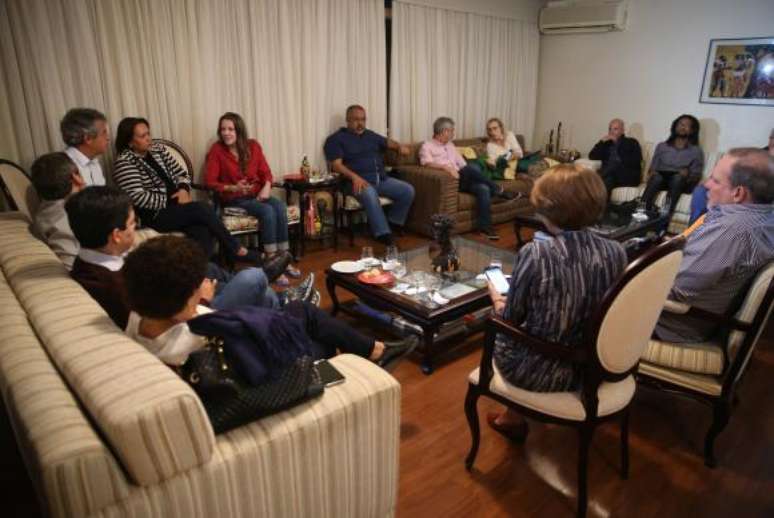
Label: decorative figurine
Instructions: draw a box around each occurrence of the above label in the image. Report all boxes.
[429,213,459,274]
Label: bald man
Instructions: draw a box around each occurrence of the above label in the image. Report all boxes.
[589,118,643,194]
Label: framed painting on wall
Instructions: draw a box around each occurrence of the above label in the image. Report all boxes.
[699,37,774,106]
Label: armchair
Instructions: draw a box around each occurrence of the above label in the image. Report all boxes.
[638,261,774,467]
[0,158,38,218]
[464,237,685,518]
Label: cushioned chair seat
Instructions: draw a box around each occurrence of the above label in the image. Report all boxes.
[642,338,724,375]
[638,361,722,396]
[468,365,636,421]
[343,195,393,211]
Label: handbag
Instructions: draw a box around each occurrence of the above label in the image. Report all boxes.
[179,337,324,434]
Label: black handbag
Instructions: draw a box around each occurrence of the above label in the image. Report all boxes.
[179,337,324,434]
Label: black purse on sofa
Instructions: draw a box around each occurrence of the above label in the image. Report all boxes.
[179,337,324,434]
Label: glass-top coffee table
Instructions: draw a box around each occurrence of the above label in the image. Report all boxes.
[513,203,671,247]
[325,237,515,374]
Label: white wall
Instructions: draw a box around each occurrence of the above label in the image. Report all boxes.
[534,0,774,162]
[397,0,543,21]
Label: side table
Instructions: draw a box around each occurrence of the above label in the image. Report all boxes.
[283,176,340,257]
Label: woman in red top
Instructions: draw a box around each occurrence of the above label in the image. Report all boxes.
[205,113,296,278]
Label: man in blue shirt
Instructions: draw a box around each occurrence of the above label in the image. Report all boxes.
[324,105,415,245]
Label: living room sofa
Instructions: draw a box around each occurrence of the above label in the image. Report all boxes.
[0,212,400,518]
[385,137,534,237]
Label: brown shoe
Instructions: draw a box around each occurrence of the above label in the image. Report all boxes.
[486,412,528,442]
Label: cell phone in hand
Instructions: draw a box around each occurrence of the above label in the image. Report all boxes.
[313,359,346,387]
[485,268,510,294]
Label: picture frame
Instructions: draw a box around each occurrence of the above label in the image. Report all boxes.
[699,37,774,106]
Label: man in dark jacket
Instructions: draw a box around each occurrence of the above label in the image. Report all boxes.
[588,118,643,194]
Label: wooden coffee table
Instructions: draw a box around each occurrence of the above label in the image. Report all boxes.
[326,237,515,374]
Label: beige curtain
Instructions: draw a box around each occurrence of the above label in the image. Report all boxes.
[389,0,539,146]
[0,0,386,179]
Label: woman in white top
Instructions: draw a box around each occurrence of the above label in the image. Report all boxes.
[485,118,523,167]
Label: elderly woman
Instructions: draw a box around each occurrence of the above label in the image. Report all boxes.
[485,164,627,440]
[205,112,298,279]
[485,118,523,167]
[112,117,260,265]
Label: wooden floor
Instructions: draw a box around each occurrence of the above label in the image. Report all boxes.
[308,224,774,518]
[2,222,773,517]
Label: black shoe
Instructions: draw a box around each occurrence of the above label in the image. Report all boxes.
[376,233,395,246]
[285,273,315,303]
[262,251,292,283]
[237,249,262,264]
[377,335,419,371]
[480,227,500,240]
[390,225,406,237]
[498,189,518,200]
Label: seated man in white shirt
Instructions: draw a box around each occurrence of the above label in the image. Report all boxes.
[30,152,85,269]
[61,107,110,186]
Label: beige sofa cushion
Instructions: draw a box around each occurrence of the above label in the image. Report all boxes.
[0,214,215,487]
[642,338,724,375]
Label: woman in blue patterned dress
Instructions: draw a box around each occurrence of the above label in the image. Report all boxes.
[486,164,627,441]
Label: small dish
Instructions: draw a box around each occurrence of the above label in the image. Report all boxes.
[357,270,396,286]
[331,260,364,274]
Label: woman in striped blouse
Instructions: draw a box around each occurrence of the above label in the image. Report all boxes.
[112,117,258,264]
[486,164,627,441]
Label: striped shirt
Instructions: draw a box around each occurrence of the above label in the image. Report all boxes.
[112,143,190,214]
[494,230,627,392]
[655,203,774,343]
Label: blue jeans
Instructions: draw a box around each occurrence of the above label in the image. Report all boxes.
[459,164,498,229]
[206,263,279,310]
[689,184,708,224]
[345,175,415,238]
[229,196,289,253]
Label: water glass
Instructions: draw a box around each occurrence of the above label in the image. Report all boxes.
[393,253,408,278]
[385,245,399,263]
[361,246,375,265]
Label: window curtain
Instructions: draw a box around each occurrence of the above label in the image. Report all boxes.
[0,0,386,179]
[389,1,539,147]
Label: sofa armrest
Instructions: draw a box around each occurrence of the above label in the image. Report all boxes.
[398,165,459,235]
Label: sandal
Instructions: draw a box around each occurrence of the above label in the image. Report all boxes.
[486,412,528,442]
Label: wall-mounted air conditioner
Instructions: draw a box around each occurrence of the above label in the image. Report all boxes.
[539,1,628,35]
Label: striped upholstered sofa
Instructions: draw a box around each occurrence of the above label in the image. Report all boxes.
[0,212,400,518]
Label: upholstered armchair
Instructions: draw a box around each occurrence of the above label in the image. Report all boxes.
[465,237,685,518]
[638,261,774,467]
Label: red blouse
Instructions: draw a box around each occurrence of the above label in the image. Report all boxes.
[205,139,273,202]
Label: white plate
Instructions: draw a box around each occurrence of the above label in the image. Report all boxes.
[331,260,365,274]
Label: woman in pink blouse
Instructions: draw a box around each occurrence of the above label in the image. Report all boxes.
[205,113,297,278]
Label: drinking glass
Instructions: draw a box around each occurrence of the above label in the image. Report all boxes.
[393,253,408,278]
[361,246,374,265]
[385,245,399,263]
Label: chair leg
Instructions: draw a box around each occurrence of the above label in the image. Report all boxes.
[349,212,355,247]
[620,410,630,480]
[576,425,593,518]
[704,399,731,468]
[464,386,481,471]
